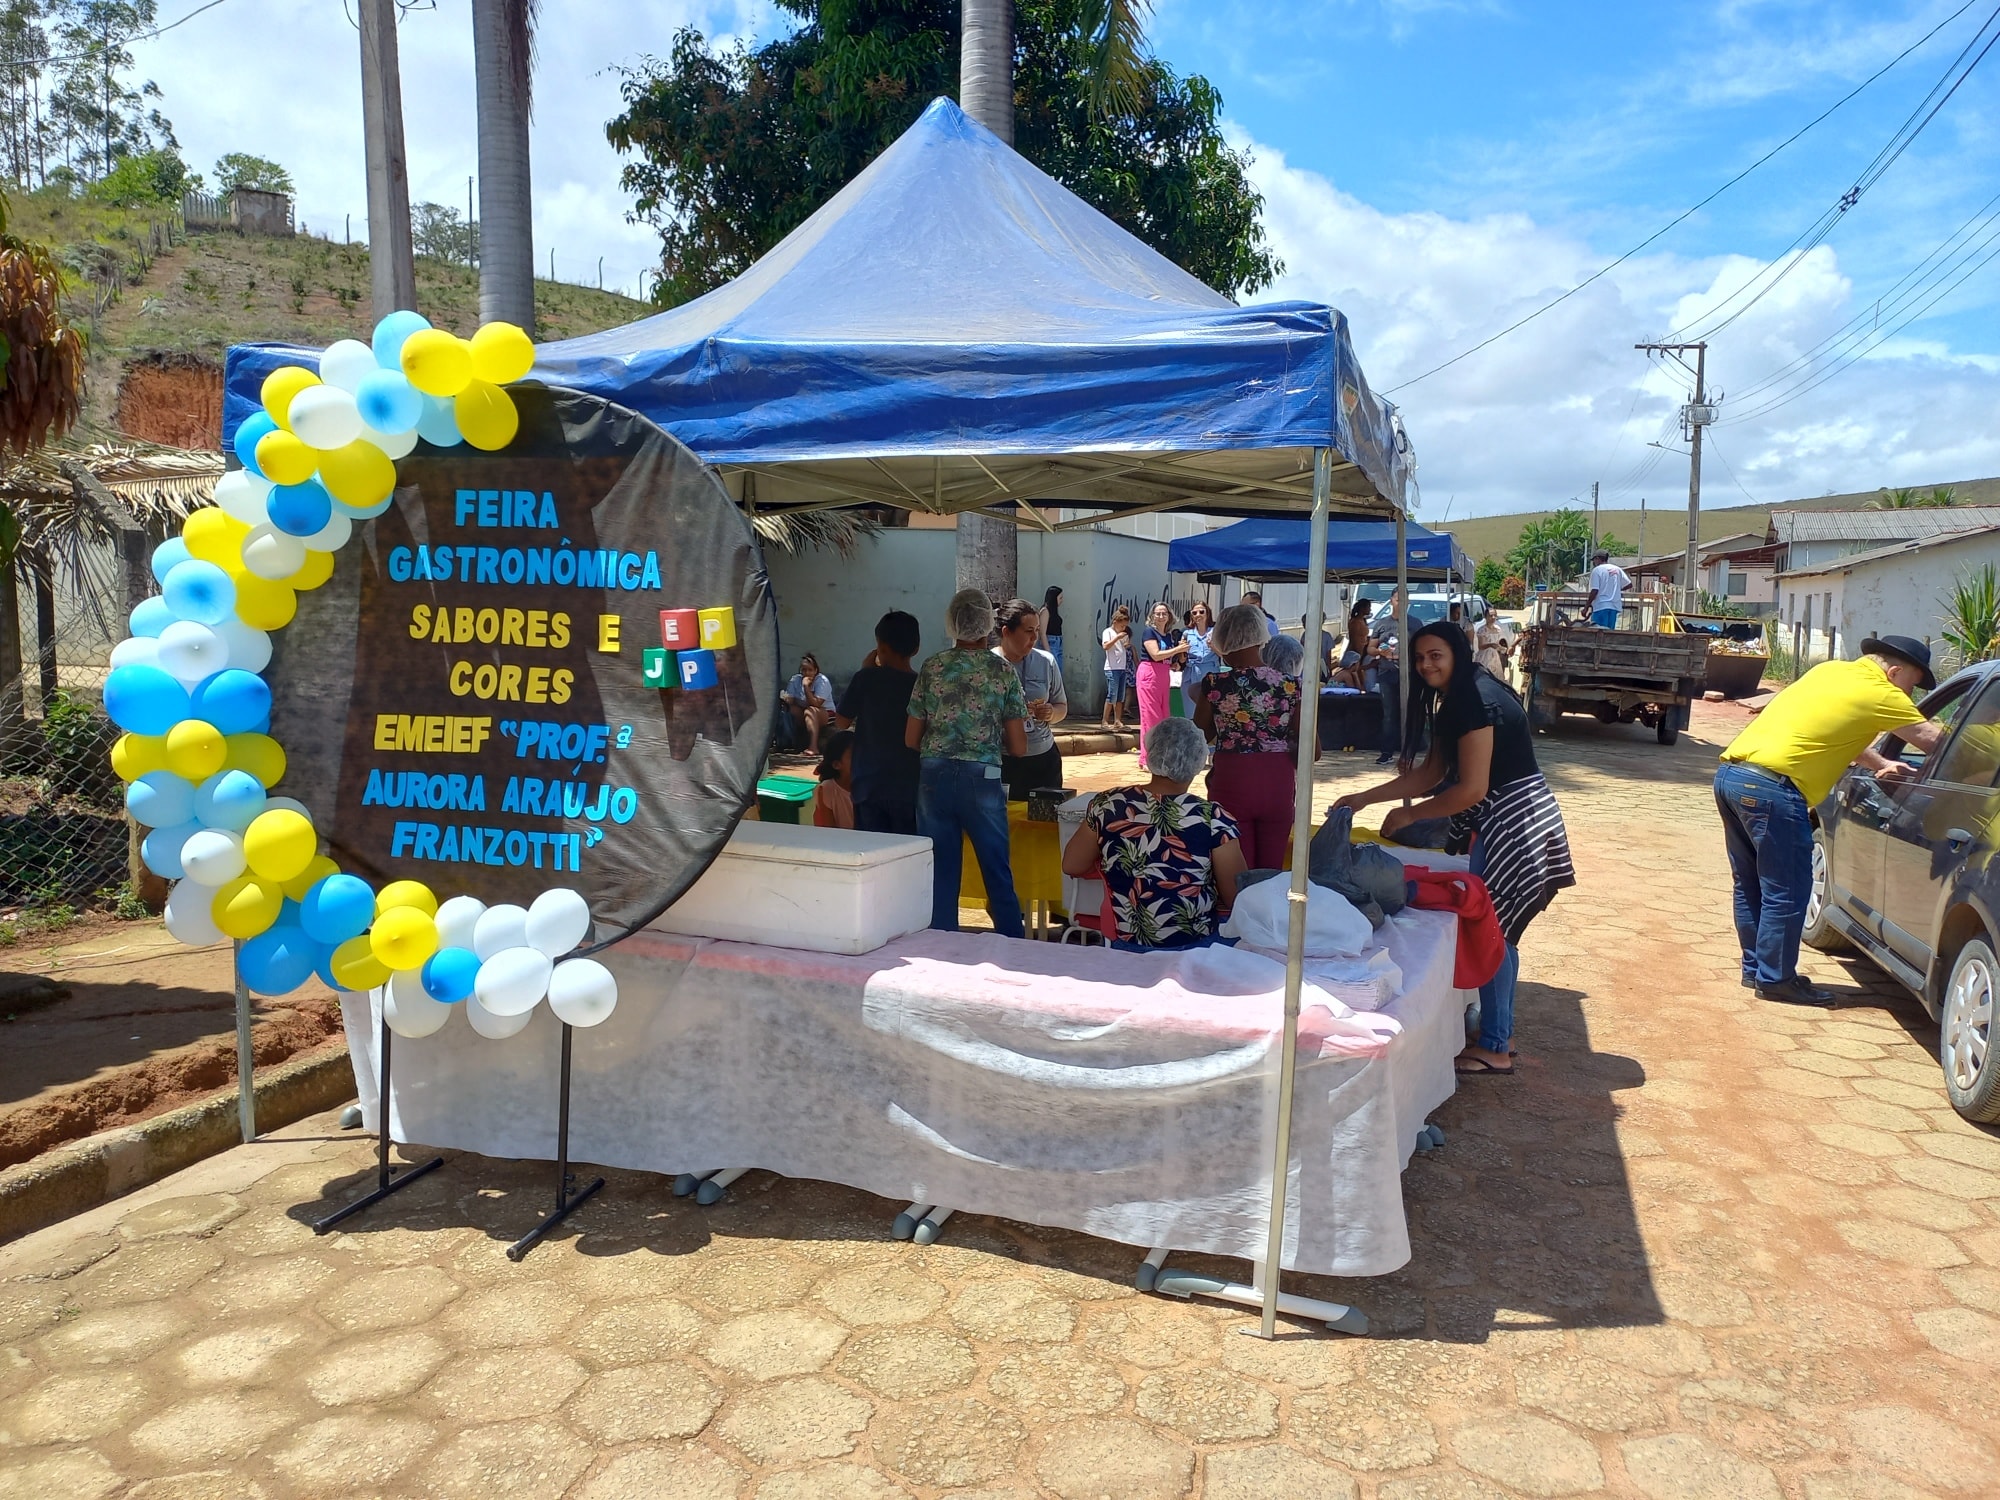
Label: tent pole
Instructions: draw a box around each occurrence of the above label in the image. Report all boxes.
[1396,508,1409,748]
[1256,447,1332,1339]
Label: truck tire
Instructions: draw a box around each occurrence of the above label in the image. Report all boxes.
[1940,936,2000,1124]
[1801,825,1851,954]
[1656,716,1678,745]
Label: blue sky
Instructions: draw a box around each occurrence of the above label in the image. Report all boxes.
[133,0,2000,517]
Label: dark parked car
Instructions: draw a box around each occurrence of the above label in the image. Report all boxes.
[1806,661,2000,1122]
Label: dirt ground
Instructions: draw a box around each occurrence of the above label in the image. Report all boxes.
[0,700,1995,1498]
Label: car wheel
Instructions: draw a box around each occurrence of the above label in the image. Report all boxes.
[1801,825,1850,953]
[1940,937,2000,1124]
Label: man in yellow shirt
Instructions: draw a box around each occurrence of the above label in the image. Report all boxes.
[1716,635,1946,1006]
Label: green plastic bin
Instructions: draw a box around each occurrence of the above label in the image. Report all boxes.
[756,775,817,824]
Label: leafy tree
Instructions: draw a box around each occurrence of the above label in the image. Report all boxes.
[1,0,54,189]
[48,0,174,182]
[412,201,479,264]
[606,0,1279,307]
[84,144,192,203]
[212,151,292,196]
[1942,563,2000,666]
[1472,557,1505,599]
[1506,509,1591,585]
[1497,573,1525,609]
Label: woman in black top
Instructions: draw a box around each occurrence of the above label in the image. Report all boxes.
[1333,622,1574,1075]
[1038,587,1065,669]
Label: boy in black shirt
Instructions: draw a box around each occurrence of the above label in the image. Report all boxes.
[836,611,922,835]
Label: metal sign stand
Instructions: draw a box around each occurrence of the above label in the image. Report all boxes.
[314,994,445,1233]
[507,1022,604,1260]
[233,943,256,1143]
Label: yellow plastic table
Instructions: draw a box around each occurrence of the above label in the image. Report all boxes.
[960,801,1066,935]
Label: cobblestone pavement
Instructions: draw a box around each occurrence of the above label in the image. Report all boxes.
[2,704,1997,1498]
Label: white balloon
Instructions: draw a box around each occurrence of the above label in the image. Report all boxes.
[110,635,162,670]
[382,970,452,1038]
[242,523,308,580]
[435,894,486,952]
[318,338,379,394]
[360,423,419,460]
[264,795,313,820]
[214,468,274,527]
[525,887,591,958]
[330,492,395,520]
[287,384,365,450]
[474,945,552,1017]
[155,620,227,684]
[472,903,529,960]
[465,989,533,1040]
[546,958,618,1028]
[213,619,273,674]
[302,510,353,552]
[180,828,247,886]
[164,878,225,946]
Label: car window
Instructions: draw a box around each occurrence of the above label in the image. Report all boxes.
[1879,679,1972,771]
[1925,679,2000,787]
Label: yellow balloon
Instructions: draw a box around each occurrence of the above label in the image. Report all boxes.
[261,365,321,430]
[317,438,396,508]
[224,732,286,788]
[400,328,474,398]
[254,429,318,486]
[469,321,535,385]
[233,574,298,631]
[111,732,167,781]
[212,873,284,939]
[454,379,520,452]
[282,853,341,902]
[286,549,334,591]
[243,808,317,883]
[164,718,226,780]
[330,934,392,992]
[369,905,440,971]
[182,507,251,565]
[375,879,437,917]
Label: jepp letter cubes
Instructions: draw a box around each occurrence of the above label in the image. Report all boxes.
[697,606,737,650]
[678,648,719,690]
[659,609,700,649]
[642,647,674,688]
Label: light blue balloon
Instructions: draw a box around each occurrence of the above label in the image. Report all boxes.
[299,873,377,946]
[268,479,333,538]
[371,309,431,370]
[141,818,202,879]
[150,537,192,585]
[422,946,481,1004]
[355,369,423,434]
[190,669,272,736]
[233,413,278,476]
[415,394,463,448]
[127,770,196,828]
[129,595,176,639]
[162,559,236,626]
[193,769,267,830]
[239,924,320,996]
[104,664,191,735]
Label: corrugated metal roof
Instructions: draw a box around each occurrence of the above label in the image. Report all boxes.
[1781,523,2000,578]
[1770,507,2000,543]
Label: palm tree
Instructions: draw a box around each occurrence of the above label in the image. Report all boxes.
[1869,486,1922,510]
[472,0,536,332]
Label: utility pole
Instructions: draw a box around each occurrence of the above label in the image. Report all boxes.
[1589,480,1599,560]
[1634,342,1711,614]
[1637,497,1647,562]
[359,0,417,316]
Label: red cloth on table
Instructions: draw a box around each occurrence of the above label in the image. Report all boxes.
[1401,867,1506,989]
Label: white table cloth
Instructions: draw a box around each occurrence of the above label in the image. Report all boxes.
[346,910,1467,1276]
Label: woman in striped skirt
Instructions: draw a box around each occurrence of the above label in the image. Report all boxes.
[1333,621,1574,1075]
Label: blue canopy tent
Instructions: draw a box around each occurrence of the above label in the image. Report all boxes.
[1168,518,1470,583]
[221,96,1422,1338]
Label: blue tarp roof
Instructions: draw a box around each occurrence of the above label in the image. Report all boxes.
[1168,518,1470,581]
[224,97,1412,518]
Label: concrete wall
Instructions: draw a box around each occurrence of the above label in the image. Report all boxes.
[1777,529,2000,666]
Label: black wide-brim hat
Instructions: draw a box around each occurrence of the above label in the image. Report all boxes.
[1862,634,1937,691]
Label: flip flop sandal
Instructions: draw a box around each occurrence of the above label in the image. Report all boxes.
[1455,1056,1515,1076]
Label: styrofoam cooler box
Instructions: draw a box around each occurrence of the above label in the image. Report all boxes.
[649,822,933,955]
[1057,793,1104,920]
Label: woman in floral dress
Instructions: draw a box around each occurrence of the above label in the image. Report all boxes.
[1194,602,1304,869]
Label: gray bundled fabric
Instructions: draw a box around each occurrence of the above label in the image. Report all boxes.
[1308,806,1410,927]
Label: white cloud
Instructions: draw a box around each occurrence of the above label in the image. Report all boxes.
[1241,133,2000,518]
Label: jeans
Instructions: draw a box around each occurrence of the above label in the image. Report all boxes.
[1469,834,1519,1052]
[1047,635,1063,669]
[1714,762,1812,986]
[1376,661,1403,756]
[1591,607,1620,629]
[919,757,1024,938]
[854,799,917,836]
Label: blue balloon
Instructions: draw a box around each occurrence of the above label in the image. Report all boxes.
[190,669,271,736]
[104,664,191,735]
[415,395,463,448]
[127,770,196,828]
[162,559,236,626]
[421,946,481,1004]
[300,874,377,946]
[234,413,278,476]
[141,818,202,879]
[150,537,192,585]
[129,595,176,639]
[372,309,431,370]
[355,369,423,434]
[193,768,266,830]
[239,925,320,995]
[313,945,344,992]
[268,479,333,538]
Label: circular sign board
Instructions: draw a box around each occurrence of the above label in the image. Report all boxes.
[267,385,777,939]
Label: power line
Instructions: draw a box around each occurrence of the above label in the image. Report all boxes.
[0,0,237,75]
[1382,0,1987,394]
